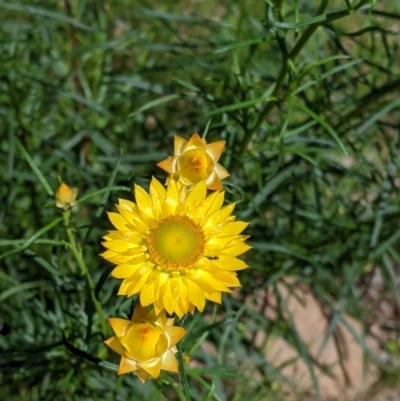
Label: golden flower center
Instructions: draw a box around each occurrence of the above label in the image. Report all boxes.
[146,215,205,271]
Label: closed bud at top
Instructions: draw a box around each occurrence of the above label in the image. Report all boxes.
[55,182,78,209]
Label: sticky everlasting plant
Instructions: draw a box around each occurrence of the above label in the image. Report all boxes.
[102,132,250,388]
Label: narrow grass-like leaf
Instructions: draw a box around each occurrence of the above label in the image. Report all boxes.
[0,217,63,259]
[129,94,180,117]
[384,249,400,303]
[0,239,66,247]
[0,280,49,302]
[291,101,347,156]
[369,228,400,260]
[356,96,400,135]
[22,75,112,117]
[240,165,297,219]
[208,97,277,116]
[15,138,54,196]
[94,265,114,301]
[293,59,363,95]
[24,249,61,277]
[213,38,264,54]
[0,2,94,31]
[76,186,131,205]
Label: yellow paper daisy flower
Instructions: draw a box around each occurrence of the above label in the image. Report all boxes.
[101,177,250,317]
[104,304,186,381]
[157,132,230,191]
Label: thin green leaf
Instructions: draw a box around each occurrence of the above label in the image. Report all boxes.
[213,38,264,54]
[129,94,180,117]
[0,2,94,31]
[208,96,277,116]
[0,280,49,302]
[15,138,54,196]
[0,217,63,259]
[291,101,347,156]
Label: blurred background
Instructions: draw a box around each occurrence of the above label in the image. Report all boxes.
[1,0,400,400]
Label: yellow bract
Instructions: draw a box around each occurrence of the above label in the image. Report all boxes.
[55,182,78,209]
[104,304,186,382]
[157,133,229,191]
[101,177,250,317]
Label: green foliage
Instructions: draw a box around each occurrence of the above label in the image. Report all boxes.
[1,0,400,400]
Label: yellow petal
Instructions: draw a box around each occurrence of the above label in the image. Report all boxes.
[140,282,156,306]
[139,358,162,379]
[117,279,132,296]
[104,336,124,355]
[162,280,176,315]
[197,190,224,218]
[100,249,118,260]
[214,163,230,180]
[204,291,222,304]
[116,200,138,225]
[154,271,169,301]
[134,184,153,216]
[153,298,165,317]
[165,326,187,347]
[131,304,149,322]
[186,132,206,150]
[205,172,224,191]
[118,198,137,210]
[105,253,145,265]
[189,269,231,293]
[122,271,152,296]
[154,309,167,328]
[211,270,241,287]
[136,368,151,383]
[165,179,180,214]
[150,176,167,200]
[107,212,128,231]
[174,135,187,155]
[144,306,159,325]
[102,239,136,252]
[205,140,226,162]
[161,349,179,372]
[173,277,189,316]
[111,264,147,278]
[209,254,248,271]
[157,157,175,174]
[222,242,252,257]
[217,221,248,236]
[186,180,207,207]
[118,356,137,375]
[187,279,206,312]
[108,317,131,337]
[103,231,142,243]
[204,203,235,229]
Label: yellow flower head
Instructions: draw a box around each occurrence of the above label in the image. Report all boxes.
[55,182,78,209]
[104,304,186,381]
[101,177,250,317]
[157,133,229,191]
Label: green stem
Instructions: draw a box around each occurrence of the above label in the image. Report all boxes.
[63,210,107,336]
[177,342,191,401]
